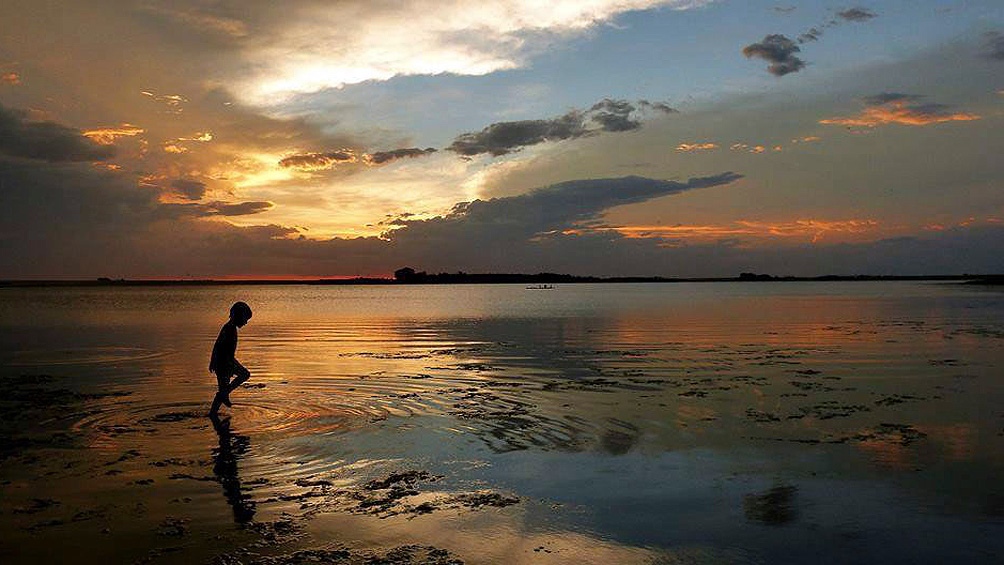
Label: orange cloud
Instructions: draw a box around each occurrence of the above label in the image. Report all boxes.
[729,143,769,154]
[162,131,214,153]
[791,136,821,144]
[82,124,145,144]
[1,72,20,85]
[179,132,213,142]
[579,218,880,244]
[675,142,718,152]
[141,90,188,114]
[821,94,980,127]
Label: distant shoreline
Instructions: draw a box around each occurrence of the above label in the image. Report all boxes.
[1,273,1002,287]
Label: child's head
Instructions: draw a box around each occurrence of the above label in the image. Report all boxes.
[229,301,253,327]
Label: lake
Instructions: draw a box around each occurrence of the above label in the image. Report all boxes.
[1,282,1003,563]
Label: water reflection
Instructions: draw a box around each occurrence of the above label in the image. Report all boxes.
[743,485,798,525]
[210,413,256,524]
[3,284,1004,562]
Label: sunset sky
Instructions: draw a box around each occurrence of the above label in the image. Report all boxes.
[1,0,1002,278]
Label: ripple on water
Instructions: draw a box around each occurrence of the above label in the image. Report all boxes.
[4,346,173,366]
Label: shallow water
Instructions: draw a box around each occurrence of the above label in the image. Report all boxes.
[1,282,1003,563]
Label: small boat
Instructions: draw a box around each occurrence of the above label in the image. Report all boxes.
[525,284,555,290]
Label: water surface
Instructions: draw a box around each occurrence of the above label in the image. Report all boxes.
[1,282,1003,563]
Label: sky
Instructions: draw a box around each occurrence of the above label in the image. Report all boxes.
[0,0,1002,278]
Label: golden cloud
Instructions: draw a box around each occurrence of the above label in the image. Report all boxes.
[675,142,718,152]
[82,124,145,145]
[141,90,188,114]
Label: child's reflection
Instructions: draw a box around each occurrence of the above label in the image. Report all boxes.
[209,413,256,523]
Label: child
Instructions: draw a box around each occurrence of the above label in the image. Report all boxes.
[209,301,253,416]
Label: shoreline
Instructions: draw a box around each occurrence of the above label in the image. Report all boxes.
[1,274,1001,288]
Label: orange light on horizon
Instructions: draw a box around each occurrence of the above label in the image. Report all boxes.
[568,218,882,244]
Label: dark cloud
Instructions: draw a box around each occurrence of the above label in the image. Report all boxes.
[589,99,642,132]
[837,8,877,22]
[0,104,114,162]
[447,99,669,157]
[447,111,587,157]
[279,150,358,170]
[742,35,806,76]
[982,31,1004,60]
[389,174,743,246]
[861,92,924,105]
[367,147,437,164]
[638,100,678,114]
[170,178,207,200]
[207,201,274,216]
[798,27,822,43]
[278,147,437,170]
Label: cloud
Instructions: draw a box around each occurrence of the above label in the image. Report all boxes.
[448,112,587,157]
[140,90,188,114]
[638,100,679,114]
[137,3,249,38]
[676,142,718,152]
[1,72,19,85]
[0,104,114,162]
[4,144,1004,279]
[729,143,767,153]
[579,218,880,244]
[589,99,643,132]
[983,31,1004,60]
[82,124,146,145]
[278,147,438,170]
[158,200,275,218]
[388,173,743,246]
[448,99,664,157]
[742,34,805,76]
[837,8,877,22]
[279,150,359,170]
[821,93,980,127]
[366,147,437,165]
[860,92,921,105]
[170,178,207,200]
[225,1,712,103]
[797,27,822,43]
[206,200,274,216]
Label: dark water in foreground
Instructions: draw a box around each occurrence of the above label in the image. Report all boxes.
[1,282,1003,564]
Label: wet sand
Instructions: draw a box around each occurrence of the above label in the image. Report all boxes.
[1,283,1004,563]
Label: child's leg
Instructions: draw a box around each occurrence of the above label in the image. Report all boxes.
[210,390,225,415]
[227,363,250,393]
[217,371,233,407]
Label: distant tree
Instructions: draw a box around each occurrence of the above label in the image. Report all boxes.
[394,267,416,282]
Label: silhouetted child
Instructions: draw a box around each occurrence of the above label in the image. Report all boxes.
[209,301,253,416]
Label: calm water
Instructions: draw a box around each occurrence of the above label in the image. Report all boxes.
[1,282,1003,563]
